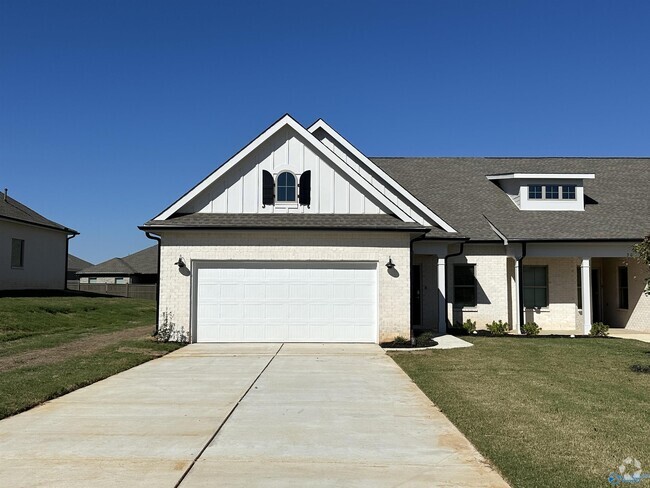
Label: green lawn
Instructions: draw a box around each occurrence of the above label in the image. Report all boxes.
[0,293,183,419]
[390,336,650,488]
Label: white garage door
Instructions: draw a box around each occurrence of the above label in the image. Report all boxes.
[195,262,377,343]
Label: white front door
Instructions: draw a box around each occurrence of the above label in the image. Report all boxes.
[195,262,377,343]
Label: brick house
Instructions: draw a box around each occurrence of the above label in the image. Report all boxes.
[140,115,650,343]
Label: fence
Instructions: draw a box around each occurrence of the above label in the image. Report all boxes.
[66,281,157,300]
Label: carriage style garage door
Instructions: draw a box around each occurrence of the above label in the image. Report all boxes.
[195,262,377,343]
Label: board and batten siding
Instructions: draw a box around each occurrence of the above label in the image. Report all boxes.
[178,126,390,216]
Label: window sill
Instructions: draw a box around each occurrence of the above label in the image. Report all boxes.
[274,202,299,210]
[453,307,478,312]
[11,266,24,270]
[524,307,550,312]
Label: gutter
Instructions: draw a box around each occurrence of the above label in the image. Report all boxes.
[144,232,162,336]
[138,225,429,233]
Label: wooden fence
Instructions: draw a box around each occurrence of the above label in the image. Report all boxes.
[66,281,157,300]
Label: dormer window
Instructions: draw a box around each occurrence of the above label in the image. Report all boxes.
[277,172,296,202]
[487,173,595,212]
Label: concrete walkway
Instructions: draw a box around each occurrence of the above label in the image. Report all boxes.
[0,344,508,487]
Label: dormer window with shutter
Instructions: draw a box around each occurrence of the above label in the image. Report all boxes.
[261,169,311,208]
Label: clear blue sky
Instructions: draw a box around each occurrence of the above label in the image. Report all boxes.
[2,0,649,263]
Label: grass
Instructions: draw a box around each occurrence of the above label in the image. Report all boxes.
[390,336,650,488]
[0,293,157,356]
[0,293,183,419]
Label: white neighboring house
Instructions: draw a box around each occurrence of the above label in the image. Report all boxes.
[0,189,78,291]
[140,115,650,342]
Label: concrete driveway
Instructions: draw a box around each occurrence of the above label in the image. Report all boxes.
[0,344,508,487]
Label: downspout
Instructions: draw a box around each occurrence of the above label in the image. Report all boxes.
[65,234,76,291]
[444,240,467,330]
[517,242,527,331]
[145,232,162,335]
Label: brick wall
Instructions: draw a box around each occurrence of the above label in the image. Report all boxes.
[603,258,650,332]
[158,229,412,342]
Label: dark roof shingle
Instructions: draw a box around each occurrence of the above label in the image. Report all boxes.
[77,246,158,276]
[0,194,77,234]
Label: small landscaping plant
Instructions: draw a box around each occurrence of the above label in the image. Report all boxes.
[486,320,509,336]
[522,321,541,336]
[461,319,477,334]
[630,364,650,374]
[589,322,609,337]
[156,310,188,343]
[415,331,437,347]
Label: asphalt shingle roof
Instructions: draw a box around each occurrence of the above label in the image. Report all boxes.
[78,245,158,276]
[0,194,77,234]
[372,157,650,241]
[67,254,93,272]
[141,213,433,233]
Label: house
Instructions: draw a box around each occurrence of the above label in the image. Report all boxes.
[67,254,93,281]
[139,115,650,343]
[0,189,78,291]
[77,245,158,284]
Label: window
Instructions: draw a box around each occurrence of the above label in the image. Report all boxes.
[618,266,629,309]
[89,278,98,284]
[545,185,559,199]
[562,185,576,200]
[453,264,477,308]
[11,239,24,268]
[115,277,127,284]
[523,266,548,308]
[529,185,543,199]
[276,172,296,202]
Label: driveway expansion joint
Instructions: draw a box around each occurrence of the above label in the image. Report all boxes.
[174,343,283,488]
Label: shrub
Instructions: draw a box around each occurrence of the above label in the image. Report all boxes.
[522,321,541,336]
[461,319,477,334]
[589,322,609,337]
[415,331,437,347]
[392,336,409,345]
[630,364,650,374]
[486,320,509,336]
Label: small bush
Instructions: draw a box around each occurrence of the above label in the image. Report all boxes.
[392,336,409,345]
[461,319,477,334]
[630,364,650,374]
[415,331,437,347]
[589,322,609,337]
[486,320,509,336]
[522,322,541,336]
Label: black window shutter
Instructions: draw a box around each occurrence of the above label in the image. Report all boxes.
[298,170,311,206]
[262,170,275,206]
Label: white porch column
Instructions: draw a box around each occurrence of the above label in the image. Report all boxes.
[581,257,592,335]
[437,257,447,334]
[513,258,522,334]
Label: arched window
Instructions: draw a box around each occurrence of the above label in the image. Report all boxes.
[276,172,296,202]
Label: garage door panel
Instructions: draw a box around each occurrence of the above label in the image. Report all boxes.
[196,262,377,343]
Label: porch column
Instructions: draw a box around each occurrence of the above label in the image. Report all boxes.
[437,257,447,334]
[513,258,522,334]
[581,257,592,335]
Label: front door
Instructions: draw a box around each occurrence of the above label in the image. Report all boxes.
[411,265,422,326]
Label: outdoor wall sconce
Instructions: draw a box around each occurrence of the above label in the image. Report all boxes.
[385,257,395,269]
[174,257,186,269]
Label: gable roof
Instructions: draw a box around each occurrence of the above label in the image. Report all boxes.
[308,119,456,233]
[152,114,413,223]
[77,245,158,276]
[373,157,650,241]
[0,193,77,234]
[68,254,93,272]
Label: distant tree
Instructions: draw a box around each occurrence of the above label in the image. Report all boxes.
[633,235,650,295]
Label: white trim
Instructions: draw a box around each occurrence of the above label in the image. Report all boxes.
[155,115,413,222]
[486,173,595,180]
[307,119,457,233]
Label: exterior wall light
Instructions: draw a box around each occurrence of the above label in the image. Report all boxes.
[174,257,186,269]
[385,257,395,269]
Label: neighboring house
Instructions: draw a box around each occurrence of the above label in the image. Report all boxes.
[140,115,650,343]
[77,246,158,284]
[0,189,78,291]
[67,254,93,281]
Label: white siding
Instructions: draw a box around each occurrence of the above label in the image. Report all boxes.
[0,220,67,290]
[178,126,389,216]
